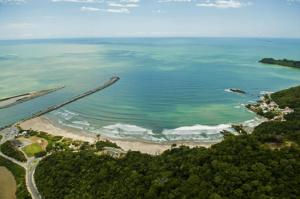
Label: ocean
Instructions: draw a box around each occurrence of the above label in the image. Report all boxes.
[0,38,300,142]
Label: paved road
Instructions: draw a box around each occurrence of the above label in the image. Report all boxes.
[26,158,42,199]
[1,128,42,199]
[0,152,26,168]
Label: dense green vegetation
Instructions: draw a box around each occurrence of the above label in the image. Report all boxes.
[0,156,31,199]
[271,86,300,110]
[35,86,300,199]
[252,86,300,144]
[253,120,300,144]
[271,85,300,121]
[35,137,300,199]
[260,58,300,68]
[0,141,27,162]
[95,140,121,150]
[34,151,47,158]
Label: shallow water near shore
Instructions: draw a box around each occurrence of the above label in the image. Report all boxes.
[0,38,300,141]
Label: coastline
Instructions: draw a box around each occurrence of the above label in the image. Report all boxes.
[19,117,216,155]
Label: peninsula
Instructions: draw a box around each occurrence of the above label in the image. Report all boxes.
[0,87,64,109]
[259,58,300,68]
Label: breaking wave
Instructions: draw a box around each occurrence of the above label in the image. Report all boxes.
[49,109,266,142]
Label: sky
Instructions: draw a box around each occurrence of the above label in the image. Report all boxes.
[0,0,300,39]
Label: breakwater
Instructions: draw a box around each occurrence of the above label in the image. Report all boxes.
[0,76,120,130]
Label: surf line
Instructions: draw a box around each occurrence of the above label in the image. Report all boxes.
[0,76,120,130]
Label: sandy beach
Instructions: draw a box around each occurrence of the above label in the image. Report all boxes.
[19,117,216,155]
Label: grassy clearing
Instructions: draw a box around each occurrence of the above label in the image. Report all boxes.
[22,143,43,157]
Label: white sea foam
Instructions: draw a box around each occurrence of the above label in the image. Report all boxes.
[242,117,266,128]
[91,123,162,141]
[161,124,230,141]
[162,124,231,135]
[64,123,85,130]
[88,123,232,142]
[72,120,90,126]
[224,88,233,93]
[260,91,273,95]
[52,110,265,142]
[53,109,78,121]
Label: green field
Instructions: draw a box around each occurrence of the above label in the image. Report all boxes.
[22,143,43,157]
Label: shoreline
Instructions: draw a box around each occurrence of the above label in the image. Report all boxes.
[19,117,217,155]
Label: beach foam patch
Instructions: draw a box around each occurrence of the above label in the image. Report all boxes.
[161,124,230,141]
[91,123,164,141]
[90,123,233,142]
[260,91,273,95]
[53,110,79,120]
[242,117,266,128]
[224,88,233,93]
[72,120,90,126]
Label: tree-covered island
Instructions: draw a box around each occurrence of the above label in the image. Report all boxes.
[259,58,300,69]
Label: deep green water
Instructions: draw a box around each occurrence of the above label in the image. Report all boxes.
[0,38,300,141]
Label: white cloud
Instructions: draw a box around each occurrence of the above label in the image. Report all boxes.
[81,6,130,13]
[0,0,26,4]
[52,0,101,3]
[101,7,130,13]
[81,6,100,11]
[108,2,139,7]
[196,0,251,9]
[158,0,192,2]
[120,0,139,2]
[287,0,300,3]
[105,0,139,13]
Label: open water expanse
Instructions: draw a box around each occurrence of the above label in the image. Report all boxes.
[0,38,300,142]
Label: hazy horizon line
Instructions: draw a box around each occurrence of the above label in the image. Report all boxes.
[1,36,300,42]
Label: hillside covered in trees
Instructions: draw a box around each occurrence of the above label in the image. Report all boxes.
[35,86,300,199]
[260,58,300,69]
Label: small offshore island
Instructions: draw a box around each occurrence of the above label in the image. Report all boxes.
[260,58,300,69]
[1,85,300,199]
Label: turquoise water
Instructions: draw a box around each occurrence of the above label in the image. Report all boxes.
[0,38,300,141]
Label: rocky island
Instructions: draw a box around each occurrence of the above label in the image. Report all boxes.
[259,58,300,68]
[225,88,246,94]
[229,88,246,94]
